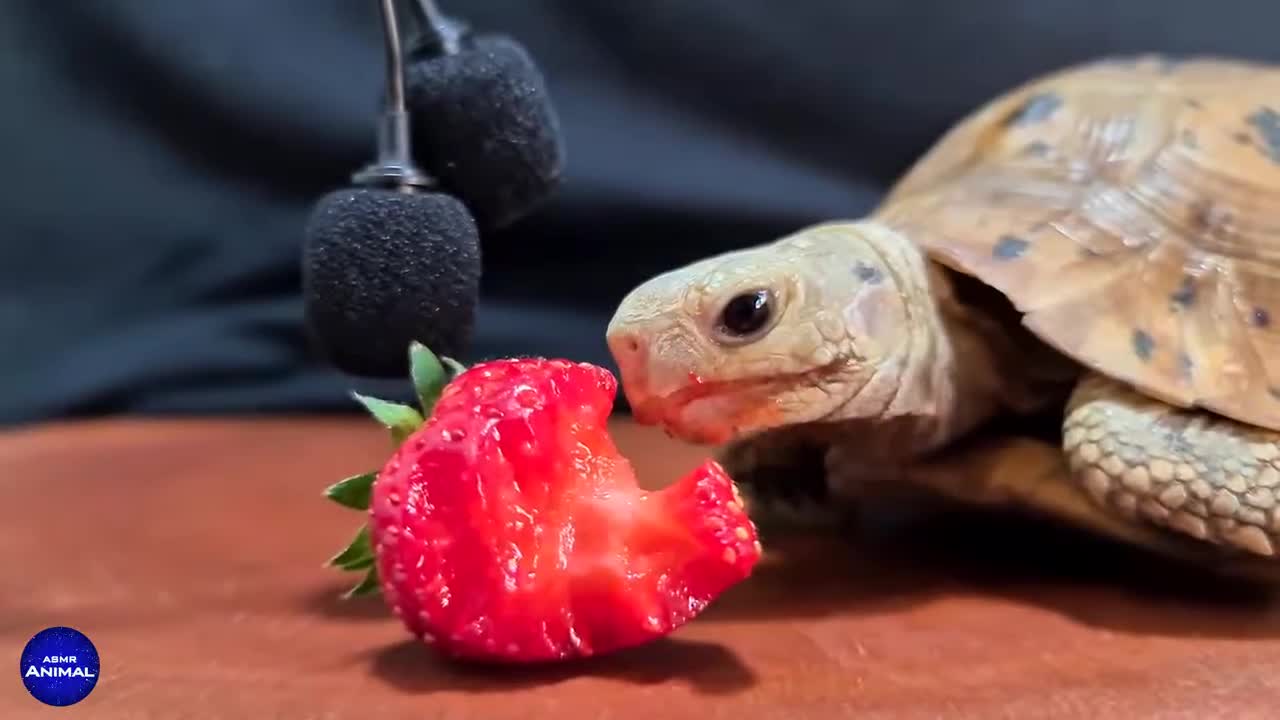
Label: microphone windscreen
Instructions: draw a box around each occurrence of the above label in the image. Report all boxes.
[302,187,481,377]
[406,34,565,229]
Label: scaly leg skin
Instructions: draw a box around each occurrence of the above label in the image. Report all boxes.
[1063,371,1280,563]
[905,433,1280,582]
[904,435,1188,553]
[715,427,848,531]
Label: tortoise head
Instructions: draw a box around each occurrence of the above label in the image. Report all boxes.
[606,221,940,445]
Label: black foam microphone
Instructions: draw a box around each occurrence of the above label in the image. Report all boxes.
[302,0,481,377]
[402,0,565,229]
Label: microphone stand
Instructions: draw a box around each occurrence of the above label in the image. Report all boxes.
[352,0,433,192]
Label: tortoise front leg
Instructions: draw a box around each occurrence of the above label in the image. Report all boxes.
[906,427,1280,579]
[905,432,1280,579]
[905,435,1169,546]
[1063,371,1280,560]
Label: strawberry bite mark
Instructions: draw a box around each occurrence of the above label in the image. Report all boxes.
[326,349,761,663]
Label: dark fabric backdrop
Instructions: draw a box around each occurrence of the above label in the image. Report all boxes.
[2,0,1278,425]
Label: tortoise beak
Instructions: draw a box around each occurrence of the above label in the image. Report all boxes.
[604,328,688,428]
[605,329,658,417]
[605,329,767,446]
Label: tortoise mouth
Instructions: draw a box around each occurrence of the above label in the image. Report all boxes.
[628,360,850,446]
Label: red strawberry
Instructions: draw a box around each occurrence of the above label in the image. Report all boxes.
[324,344,760,663]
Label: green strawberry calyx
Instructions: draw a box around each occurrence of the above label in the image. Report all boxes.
[322,341,467,599]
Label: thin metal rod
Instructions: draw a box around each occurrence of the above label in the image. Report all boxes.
[352,0,431,189]
[378,0,407,115]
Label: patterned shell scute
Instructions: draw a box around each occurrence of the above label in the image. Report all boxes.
[878,55,1280,433]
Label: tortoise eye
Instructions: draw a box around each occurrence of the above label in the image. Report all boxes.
[716,289,774,341]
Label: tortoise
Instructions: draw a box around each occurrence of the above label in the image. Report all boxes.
[603,55,1280,576]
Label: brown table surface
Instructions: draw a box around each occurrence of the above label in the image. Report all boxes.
[3,416,1280,718]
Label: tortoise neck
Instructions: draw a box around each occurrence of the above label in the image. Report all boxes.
[921,262,1078,449]
[796,221,1069,458]
[899,263,1011,454]
[808,243,1008,456]
[813,233,1005,456]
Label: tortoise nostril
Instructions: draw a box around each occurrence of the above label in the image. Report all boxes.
[607,332,647,365]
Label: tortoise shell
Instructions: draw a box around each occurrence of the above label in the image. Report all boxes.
[876,55,1280,433]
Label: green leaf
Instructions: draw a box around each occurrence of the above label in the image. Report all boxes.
[441,356,468,379]
[339,555,374,571]
[327,525,374,570]
[409,341,449,415]
[352,392,423,445]
[344,566,381,599]
[324,471,376,510]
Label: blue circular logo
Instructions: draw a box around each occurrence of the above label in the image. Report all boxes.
[20,627,100,706]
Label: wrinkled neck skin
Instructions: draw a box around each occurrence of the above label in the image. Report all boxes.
[811,248,1018,462]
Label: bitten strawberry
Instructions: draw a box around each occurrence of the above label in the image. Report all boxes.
[324,343,760,662]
